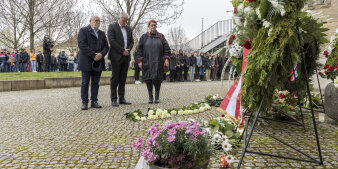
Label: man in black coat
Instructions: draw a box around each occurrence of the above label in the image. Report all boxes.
[107,12,134,106]
[36,51,44,72]
[77,16,109,110]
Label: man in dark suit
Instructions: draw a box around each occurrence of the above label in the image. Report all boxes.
[78,16,109,110]
[108,12,134,106]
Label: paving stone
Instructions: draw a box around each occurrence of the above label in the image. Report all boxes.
[0,81,337,168]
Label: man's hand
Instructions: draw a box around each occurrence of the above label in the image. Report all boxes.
[123,49,129,56]
[138,62,142,69]
[94,53,103,61]
[164,59,169,68]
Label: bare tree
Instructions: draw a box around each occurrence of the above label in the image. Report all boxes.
[62,10,88,54]
[0,0,28,49]
[167,26,188,50]
[15,0,77,50]
[94,0,185,32]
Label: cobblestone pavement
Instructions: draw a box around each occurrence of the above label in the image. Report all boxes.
[0,81,337,169]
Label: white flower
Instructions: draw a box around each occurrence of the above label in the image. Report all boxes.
[178,110,184,115]
[237,4,243,12]
[336,28,338,34]
[268,28,273,36]
[193,109,199,114]
[141,117,147,121]
[330,36,336,43]
[262,19,270,28]
[280,8,286,16]
[135,116,141,121]
[269,0,279,8]
[244,6,253,14]
[133,113,138,116]
[148,110,154,116]
[225,155,235,164]
[222,142,232,152]
[156,110,162,116]
[170,110,177,115]
[212,134,222,143]
[256,7,261,19]
[221,135,229,143]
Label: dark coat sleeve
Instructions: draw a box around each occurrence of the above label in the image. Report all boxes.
[77,27,96,59]
[135,34,146,63]
[107,24,124,55]
[100,32,109,57]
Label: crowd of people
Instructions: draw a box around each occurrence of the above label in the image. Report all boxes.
[133,49,233,84]
[0,49,78,73]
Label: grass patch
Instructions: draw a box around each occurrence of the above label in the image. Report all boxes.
[0,70,136,80]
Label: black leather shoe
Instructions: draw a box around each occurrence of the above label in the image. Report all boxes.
[81,103,88,110]
[119,99,131,105]
[111,101,119,107]
[91,102,102,108]
[149,99,153,104]
[154,100,160,104]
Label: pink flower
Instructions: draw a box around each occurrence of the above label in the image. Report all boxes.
[324,64,330,69]
[131,142,142,149]
[137,138,143,143]
[189,135,197,143]
[248,0,257,2]
[329,66,335,71]
[200,130,206,135]
[168,129,176,135]
[168,135,176,142]
[279,94,285,99]
[185,128,192,134]
[318,72,323,75]
[193,129,200,136]
[221,114,225,117]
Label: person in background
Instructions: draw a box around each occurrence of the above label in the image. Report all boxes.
[189,51,196,81]
[133,46,142,84]
[30,49,37,72]
[195,51,201,81]
[10,51,15,72]
[5,51,11,72]
[36,51,44,72]
[74,53,79,72]
[13,49,20,72]
[217,53,224,80]
[200,52,206,81]
[19,49,29,72]
[50,53,56,72]
[169,49,177,82]
[183,51,189,81]
[176,49,184,82]
[0,50,6,72]
[211,54,218,81]
[59,51,68,71]
[68,53,75,72]
[205,52,212,81]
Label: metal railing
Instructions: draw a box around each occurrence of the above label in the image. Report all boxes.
[186,19,233,51]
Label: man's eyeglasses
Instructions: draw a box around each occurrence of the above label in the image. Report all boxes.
[150,24,157,27]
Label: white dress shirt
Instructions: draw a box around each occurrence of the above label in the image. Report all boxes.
[91,27,99,38]
[118,22,128,49]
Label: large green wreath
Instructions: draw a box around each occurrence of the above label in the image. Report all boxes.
[240,0,328,113]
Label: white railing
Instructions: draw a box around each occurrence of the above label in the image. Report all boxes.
[186,19,233,51]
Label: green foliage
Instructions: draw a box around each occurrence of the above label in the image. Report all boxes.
[241,1,328,113]
[259,0,268,19]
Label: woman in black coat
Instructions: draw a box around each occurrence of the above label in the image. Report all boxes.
[136,20,171,103]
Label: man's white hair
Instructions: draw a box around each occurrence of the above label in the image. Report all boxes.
[118,12,129,19]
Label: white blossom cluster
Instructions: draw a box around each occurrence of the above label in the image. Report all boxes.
[229,41,243,59]
[268,0,286,16]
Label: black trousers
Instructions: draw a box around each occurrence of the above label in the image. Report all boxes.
[44,53,51,72]
[169,69,176,82]
[195,66,200,80]
[111,57,129,102]
[37,62,43,72]
[183,66,188,81]
[145,80,162,100]
[134,62,141,81]
[81,71,102,104]
[61,64,67,71]
[176,67,183,81]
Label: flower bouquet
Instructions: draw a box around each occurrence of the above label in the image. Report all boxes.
[132,122,212,169]
[319,29,338,83]
[204,94,223,107]
[266,90,301,120]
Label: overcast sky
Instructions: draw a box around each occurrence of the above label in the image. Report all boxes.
[160,0,233,40]
[80,0,234,40]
